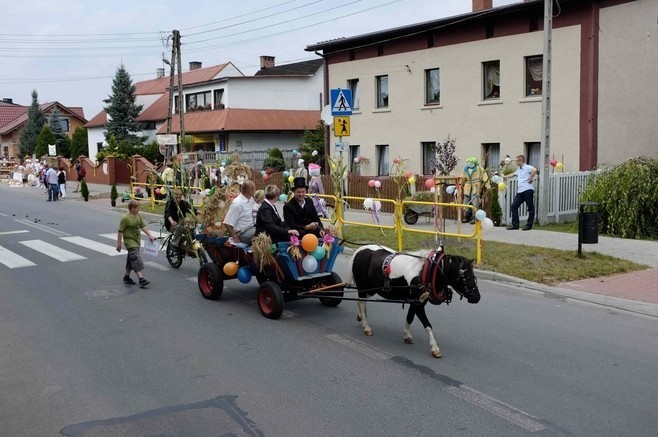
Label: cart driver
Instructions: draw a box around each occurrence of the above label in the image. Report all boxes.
[165,189,194,248]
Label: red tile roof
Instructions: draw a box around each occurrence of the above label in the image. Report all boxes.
[134,63,230,95]
[156,108,320,134]
[85,110,107,128]
[135,93,169,122]
[0,105,27,128]
[0,102,87,135]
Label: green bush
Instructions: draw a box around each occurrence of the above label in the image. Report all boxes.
[489,187,503,223]
[110,183,118,202]
[581,156,658,239]
[80,180,89,201]
[263,147,286,172]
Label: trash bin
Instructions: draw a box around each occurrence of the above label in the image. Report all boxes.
[579,201,599,244]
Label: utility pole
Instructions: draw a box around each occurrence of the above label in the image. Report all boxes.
[538,0,553,225]
[165,37,176,136]
[174,29,185,142]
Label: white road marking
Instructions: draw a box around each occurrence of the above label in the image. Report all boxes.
[325,334,393,361]
[60,236,123,256]
[0,230,29,235]
[19,240,87,262]
[144,261,171,271]
[0,245,36,268]
[187,276,198,283]
[15,219,69,237]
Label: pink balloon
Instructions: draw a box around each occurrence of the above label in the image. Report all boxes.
[263,173,270,181]
[155,188,161,195]
[550,159,558,167]
[368,180,376,187]
[424,179,434,189]
[405,170,413,178]
[374,180,382,188]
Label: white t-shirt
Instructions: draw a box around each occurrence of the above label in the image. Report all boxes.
[224,193,255,231]
[516,164,536,193]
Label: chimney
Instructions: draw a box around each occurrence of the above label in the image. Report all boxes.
[472,0,493,11]
[2,98,12,104]
[156,68,165,78]
[189,61,202,70]
[260,55,275,69]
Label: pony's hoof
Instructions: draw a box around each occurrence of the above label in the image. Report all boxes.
[357,314,362,322]
[364,330,373,336]
[404,338,414,344]
[432,350,442,358]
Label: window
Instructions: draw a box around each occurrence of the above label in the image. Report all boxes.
[186,91,211,111]
[482,143,500,172]
[483,61,500,100]
[349,144,361,173]
[425,69,440,105]
[525,142,540,168]
[377,144,389,176]
[376,75,389,108]
[348,79,360,111]
[213,89,225,109]
[525,56,543,96]
[422,142,436,175]
[174,95,180,113]
[144,122,156,130]
[57,118,70,133]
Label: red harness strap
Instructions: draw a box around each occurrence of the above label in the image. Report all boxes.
[421,251,449,303]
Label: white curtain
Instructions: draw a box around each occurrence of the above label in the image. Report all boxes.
[485,63,500,97]
[527,57,543,81]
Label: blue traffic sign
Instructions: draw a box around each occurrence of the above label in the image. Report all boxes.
[330,89,352,116]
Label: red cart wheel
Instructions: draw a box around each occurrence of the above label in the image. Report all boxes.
[198,263,223,300]
[258,281,284,319]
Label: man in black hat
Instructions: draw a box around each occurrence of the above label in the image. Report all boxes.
[283,177,324,237]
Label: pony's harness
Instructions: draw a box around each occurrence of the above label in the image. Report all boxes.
[380,250,452,304]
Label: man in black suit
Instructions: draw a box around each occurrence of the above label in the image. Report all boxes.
[284,177,324,237]
[255,184,299,243]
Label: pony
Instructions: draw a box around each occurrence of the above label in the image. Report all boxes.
[348,245,480,358]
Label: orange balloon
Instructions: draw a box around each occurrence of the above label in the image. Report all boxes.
[301,234,319,253]
[223,262,239,276]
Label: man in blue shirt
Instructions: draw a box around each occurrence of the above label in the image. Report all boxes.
[505,155,538,231]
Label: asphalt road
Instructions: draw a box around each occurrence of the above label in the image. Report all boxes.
[1,184,657,436]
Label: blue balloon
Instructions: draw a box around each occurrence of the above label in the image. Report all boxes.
[311,246,326,260]
[283,171,290,178]
[279,194,288,202]
[237,267,252,284]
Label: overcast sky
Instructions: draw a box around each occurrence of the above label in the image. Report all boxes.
[0,0,520,119]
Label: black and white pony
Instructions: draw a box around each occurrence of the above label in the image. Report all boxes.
[349,245,480,358]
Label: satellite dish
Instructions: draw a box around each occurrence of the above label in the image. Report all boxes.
[321,105,333,126]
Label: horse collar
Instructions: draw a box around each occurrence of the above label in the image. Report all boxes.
[422,251,449,304]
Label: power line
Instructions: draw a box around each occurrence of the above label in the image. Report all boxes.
[181,0,298,31]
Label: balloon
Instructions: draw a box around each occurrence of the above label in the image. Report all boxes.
[312,150,318,156]
[368,180,376,187]
[221,161,227,166]
[354,157,360,163]
[311,246,326,260]
[223,262,239,276]
[498,182,507,191]
[405,170,413,178]
[424,178,434,189]
[288,175,295,183]
[237,267,252,284]
[475,209,487,221]
[283,170,290,177]
[556,162,564,171]
[392,157,400,164]
[301,234,319,252]
[263,174,270,181]
[302,255,318,273]
[504,156,511,165]
[549,159,558,167]
[374,180,382,188]
[279,194,288,202]
[296,152,302,159]
[261,170,266,175]
[482,218,494,231]
[408,176,416,184]
[430,187,435,193]
[446,185,456,195]
[292,149,298,155]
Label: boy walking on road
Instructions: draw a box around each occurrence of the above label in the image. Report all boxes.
[116,200,154,288]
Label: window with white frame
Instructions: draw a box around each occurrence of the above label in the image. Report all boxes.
[376,75,389,108]
[422,142,436,175]
[525,55,543,96]
[525,142,540,168]
[348,79,360,111]
[483,61,500,100]
[425,69,440,105]
[186,91,211,111]
[349,144,361,173]
[213,89,225,109]
[377,144,389,176]
[482,143,500,173]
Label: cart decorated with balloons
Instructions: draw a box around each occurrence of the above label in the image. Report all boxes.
[195,231,345,319]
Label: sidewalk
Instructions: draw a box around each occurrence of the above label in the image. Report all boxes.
[77,184,658,316]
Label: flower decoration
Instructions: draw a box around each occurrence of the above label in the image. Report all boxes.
[288,235,302,260]
[322,231,335,255]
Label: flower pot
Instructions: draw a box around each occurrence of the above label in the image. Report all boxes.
[111,200,117,207]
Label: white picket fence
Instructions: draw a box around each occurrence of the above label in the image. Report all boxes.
[499,171,593,224]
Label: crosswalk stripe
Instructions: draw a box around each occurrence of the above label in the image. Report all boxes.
[19,240,87,262]
[0,230,29,236]
[0,245,37,268]
[60,236,123,256]
[144,261,171,271]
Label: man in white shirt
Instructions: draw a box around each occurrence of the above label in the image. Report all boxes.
[224,180,256,245]
[505,155,538,230]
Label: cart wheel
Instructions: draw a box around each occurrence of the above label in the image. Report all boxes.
[258,281,284,319]
[404,210,419,225]
[319,272,344,307]
[198,263,224,300]
[166,240,183,268]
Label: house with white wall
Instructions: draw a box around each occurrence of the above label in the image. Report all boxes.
[305,0,658,176]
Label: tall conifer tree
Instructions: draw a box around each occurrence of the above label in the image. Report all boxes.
[18,90,45,157]
[104,64,143,143]
[48,108,70,157]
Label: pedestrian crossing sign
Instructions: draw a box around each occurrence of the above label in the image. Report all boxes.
[330,89,352,116]
[333,116,350,137]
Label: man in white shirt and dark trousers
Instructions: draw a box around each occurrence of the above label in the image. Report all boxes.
[505,155,538,231]
[224,180,256,245]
